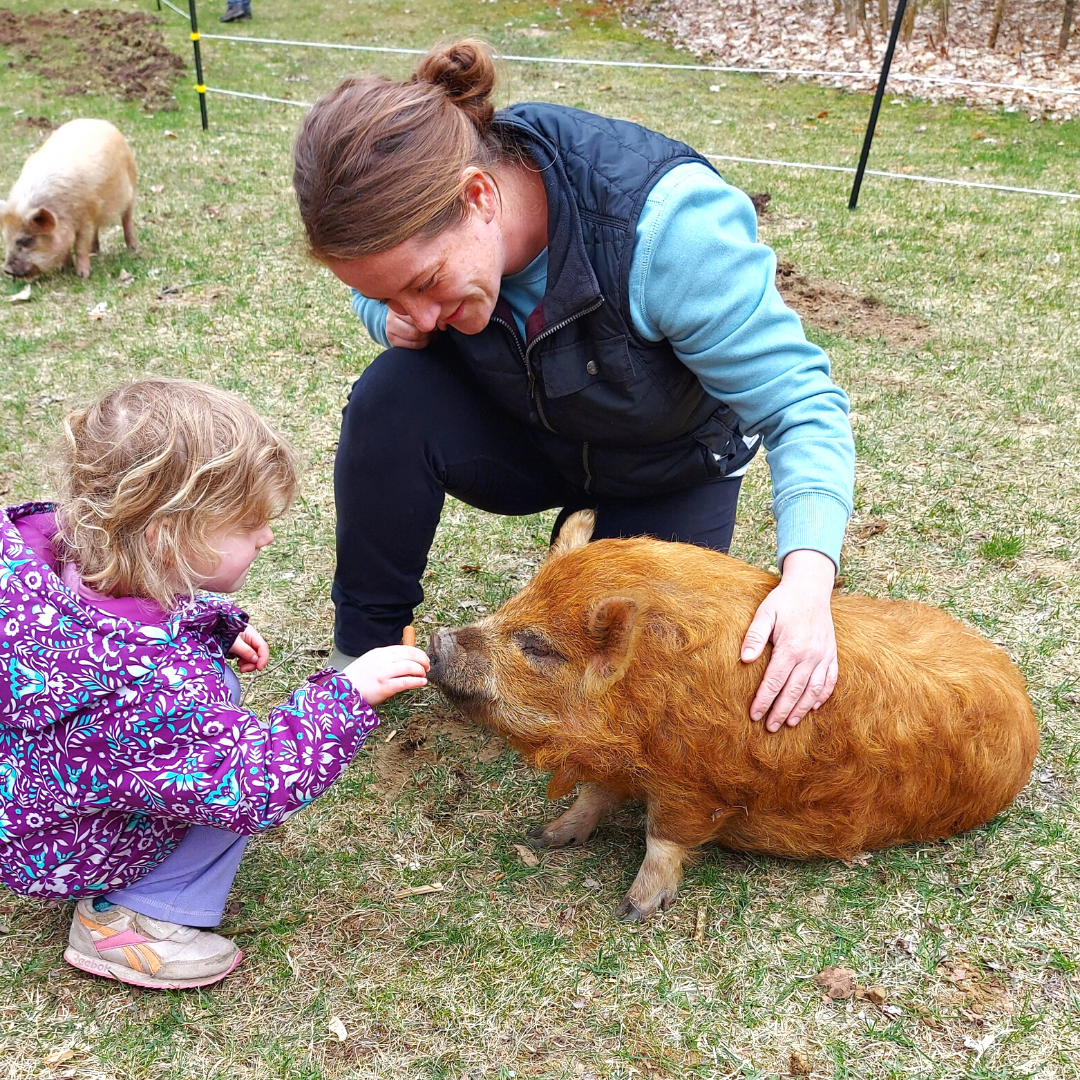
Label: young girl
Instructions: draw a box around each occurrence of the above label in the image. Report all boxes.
[0,378,429,989]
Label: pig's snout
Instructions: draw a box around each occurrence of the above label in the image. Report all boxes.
[3,257,32,278]
[425,624,493,705]
[425,627,455,683]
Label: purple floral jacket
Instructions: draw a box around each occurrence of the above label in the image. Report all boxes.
[0,503,379,899]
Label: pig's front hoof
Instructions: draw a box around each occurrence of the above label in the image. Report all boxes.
[525,823,587,850]
[527,783,623,849]
[525,825,554,849]
[615,887,676,923]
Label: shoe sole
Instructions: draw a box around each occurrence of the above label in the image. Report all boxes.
[63,945,243,989]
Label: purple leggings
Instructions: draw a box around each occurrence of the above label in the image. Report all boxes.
[105,666,248,927]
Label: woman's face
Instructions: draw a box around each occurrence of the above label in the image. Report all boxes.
[325,172,505,337]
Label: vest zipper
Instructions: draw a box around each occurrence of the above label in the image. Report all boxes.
[491,295,606,436]
[523,297,605,434]
[490,314,556,433]
[524,297,605,362]
[582,441,592,492]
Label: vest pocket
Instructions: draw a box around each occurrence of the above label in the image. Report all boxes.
[538,335,636,399]
[693,411,742,477]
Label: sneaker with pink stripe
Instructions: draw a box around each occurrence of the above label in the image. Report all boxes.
[65,899,242,989]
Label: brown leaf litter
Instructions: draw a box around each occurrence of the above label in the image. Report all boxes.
[815,965,857,999]
[0,9,184,112]
[630,0,1080,118]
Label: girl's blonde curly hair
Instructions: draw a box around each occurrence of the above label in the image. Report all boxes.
[54,378,300,609]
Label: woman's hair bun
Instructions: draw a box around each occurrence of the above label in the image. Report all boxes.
[414,39,496,131]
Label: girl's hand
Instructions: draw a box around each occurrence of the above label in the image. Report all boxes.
[230,626,270,673]
[740,549,839,732]
[341,645,430,707]
[385,310,435,350]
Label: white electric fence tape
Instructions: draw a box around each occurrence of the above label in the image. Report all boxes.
[160,4,1079,202]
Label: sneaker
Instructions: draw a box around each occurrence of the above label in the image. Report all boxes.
[64,899,242,989]
[219,1,251,21]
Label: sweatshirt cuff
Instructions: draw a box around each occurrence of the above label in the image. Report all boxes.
[350,289,390,348]
[774,491,851,572]
[309,668,379,726]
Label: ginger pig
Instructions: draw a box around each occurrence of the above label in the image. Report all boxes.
[427,511,1039,921]
[2,119,137,280]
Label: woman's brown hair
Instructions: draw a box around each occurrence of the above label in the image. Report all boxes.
[294,39,520,260]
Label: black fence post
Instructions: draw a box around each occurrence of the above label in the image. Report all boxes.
[849,0,909,210]
[188,0,209,131]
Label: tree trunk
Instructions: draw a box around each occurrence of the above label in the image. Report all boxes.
[833,0,842,16]
[900,0,917,43]
[843,0,859,35]
[988,0,1006,49]
[938,0,949,40]
[878,0,890,32]
[1061,0,1076,56]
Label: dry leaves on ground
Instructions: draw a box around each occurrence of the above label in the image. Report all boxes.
[513,843,540,867]
[816,965,857,999]
[632,0,1080,117]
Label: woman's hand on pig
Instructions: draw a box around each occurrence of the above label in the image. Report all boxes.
[341,645,430,707]
[740,548,838,732]
[230,626,270,673]
[385,310,435,350]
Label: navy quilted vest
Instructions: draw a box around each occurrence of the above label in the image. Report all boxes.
[446,102,758,498]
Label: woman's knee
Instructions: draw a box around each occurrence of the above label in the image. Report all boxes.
[343,344,464,434]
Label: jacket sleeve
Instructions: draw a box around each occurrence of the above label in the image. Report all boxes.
[628,163,855,570]
[351,289,391,348]
[91,669,380,833]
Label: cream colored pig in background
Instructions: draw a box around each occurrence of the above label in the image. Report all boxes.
[2,118,137,280]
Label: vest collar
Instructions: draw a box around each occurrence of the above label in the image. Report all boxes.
[492,114,604,342]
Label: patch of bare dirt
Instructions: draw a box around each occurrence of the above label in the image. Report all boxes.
[370,708,506,799]
[748,194,929,345]
[775,259,931,346]
[630,0,1080,118]
[12,115,56,135]
[0,9,185,111]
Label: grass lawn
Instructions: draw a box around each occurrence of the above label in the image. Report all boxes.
[0,0,1078,1076]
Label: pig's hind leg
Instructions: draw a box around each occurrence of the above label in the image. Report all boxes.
[527,783,625,849]
[122,204,137,253]
[616,825,689,923]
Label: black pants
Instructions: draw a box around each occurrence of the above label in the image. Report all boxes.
[333,342,743,656]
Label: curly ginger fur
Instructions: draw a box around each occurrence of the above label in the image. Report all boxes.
[429,512,1039,916]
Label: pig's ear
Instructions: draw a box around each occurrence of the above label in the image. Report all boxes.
[585,596,640,686]
[30,208,56,232]
[547,509,595,561]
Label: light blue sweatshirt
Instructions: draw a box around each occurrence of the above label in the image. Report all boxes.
[351,163,854,569]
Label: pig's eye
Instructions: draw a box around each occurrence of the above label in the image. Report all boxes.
[513,631,566,670]
[16,237,34,250]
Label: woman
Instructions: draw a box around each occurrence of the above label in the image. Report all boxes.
[292,40,855,734]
